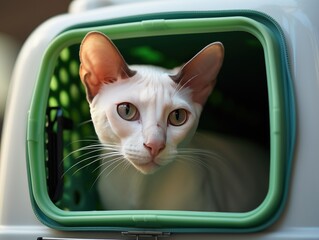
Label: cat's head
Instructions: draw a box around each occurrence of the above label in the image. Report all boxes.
[79,32,224,174]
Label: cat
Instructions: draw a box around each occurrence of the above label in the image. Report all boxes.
[78,31,269,212]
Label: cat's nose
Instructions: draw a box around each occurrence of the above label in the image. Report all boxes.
[143,141,166,157]
[143,124,166,157]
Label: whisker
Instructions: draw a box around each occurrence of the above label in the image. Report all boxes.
[120,160,133,175]
[70,147,102,161]
[62,143,100,161]
[69,139,99,143]
[70,157,104,176]
[62,140,121,175]
[68,152,122,177]
[62,142,120,163]
[63,138,100,149]
[91,155,124,173]
[77,119,93,127]
[176,156,210,170]
[179,148,225,160]
[71,142,119,151]
[90,157,126,189]
[176,147,230,171]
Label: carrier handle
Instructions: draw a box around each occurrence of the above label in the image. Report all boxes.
[38,230,171,239]
[122,231,171,239]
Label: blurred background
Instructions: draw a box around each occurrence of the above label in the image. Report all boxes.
[0,0,269,157]
[0,1,72,150]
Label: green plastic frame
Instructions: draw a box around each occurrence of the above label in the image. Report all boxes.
[27,14,294,232]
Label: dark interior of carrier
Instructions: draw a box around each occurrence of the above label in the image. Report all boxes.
[45,31,270,211]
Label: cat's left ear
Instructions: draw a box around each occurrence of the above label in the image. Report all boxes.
[170,42,224,106]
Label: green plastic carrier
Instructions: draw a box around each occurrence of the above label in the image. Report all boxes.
[26,11,295,233]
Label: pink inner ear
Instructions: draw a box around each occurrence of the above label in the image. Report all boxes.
[79,32,136,102]
[171,42,224,106]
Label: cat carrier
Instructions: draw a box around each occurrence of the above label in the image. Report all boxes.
[1,0,318,239]
[26,11,294,231]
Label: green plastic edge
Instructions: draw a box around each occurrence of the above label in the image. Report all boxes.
[25,12,295,233]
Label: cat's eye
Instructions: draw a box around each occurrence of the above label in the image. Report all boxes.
[117,103,139,121]
[168,109,188,126]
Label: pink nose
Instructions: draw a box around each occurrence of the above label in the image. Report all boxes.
[143,141,165,157]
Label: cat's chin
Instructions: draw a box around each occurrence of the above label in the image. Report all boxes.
[132,161,161,175]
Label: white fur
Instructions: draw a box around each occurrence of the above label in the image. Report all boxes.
[91,66,269,211]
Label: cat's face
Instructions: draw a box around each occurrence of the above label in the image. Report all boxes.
[79,32,224,174]
[90,66,202,173]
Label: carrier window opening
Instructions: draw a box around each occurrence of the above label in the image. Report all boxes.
[45,31,270,212]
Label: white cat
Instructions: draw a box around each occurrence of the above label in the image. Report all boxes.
[79,31,269,212]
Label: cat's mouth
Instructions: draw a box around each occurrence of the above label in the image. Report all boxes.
[124,147,175,174]
[124,149,167,174]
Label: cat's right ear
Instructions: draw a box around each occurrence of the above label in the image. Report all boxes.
[170,42,224,106]
[79,32,136,102]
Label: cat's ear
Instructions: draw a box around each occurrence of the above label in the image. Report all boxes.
[170,42,224,106]
[79,32,136,102]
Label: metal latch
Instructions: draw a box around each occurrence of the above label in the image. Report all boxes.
[122,231,171,240]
